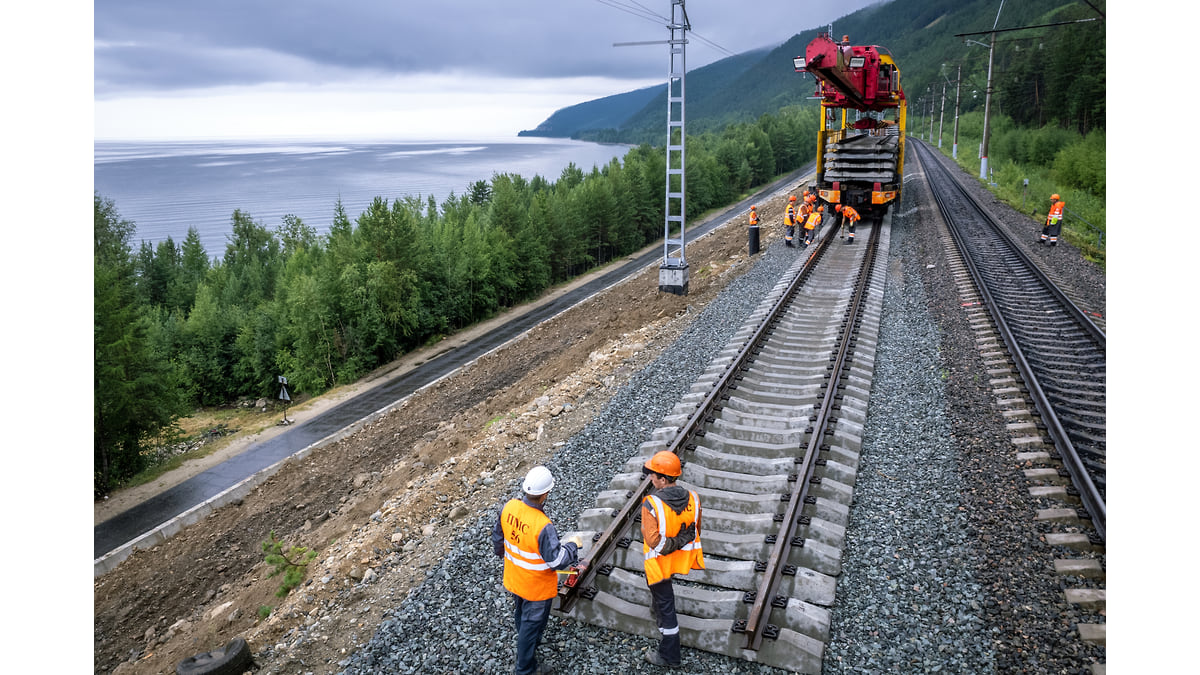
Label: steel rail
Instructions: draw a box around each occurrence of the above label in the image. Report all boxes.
[741,218,882,650]
[557,218,839,614]
[915,142,1106,541]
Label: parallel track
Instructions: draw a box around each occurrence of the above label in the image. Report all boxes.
[554,215,889,673]
[911,141,1106,541]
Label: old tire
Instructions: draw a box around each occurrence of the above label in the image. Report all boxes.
[175,637,253,675]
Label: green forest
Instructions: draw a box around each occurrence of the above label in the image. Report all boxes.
[94,108,819,496]
[96,1,1106,498]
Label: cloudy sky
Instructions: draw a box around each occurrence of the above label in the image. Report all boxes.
[91,0,883,141]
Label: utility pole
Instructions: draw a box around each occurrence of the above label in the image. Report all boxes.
[953,63,961,159]
[658,0,690,295]
[979,29,996,179]
[938,79,947,149]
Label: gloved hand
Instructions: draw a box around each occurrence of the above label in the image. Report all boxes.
[658,522,696,554]
[564,534,584,549]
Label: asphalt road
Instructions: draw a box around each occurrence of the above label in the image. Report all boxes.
[93,167,809,560]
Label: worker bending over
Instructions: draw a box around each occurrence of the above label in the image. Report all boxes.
[836,203,861,244]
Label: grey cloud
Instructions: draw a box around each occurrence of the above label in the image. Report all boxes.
[95,0,878,95]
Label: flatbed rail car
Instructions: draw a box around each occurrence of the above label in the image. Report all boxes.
[795,33,906,221]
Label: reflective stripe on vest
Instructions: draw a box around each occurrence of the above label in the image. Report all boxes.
[500,499,558,601]
[642,491,704,586]
[805,213,820,230]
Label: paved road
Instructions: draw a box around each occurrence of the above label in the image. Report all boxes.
[93,168,809,560]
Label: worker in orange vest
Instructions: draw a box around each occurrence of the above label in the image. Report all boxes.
[747,205,761,255]
[641,451,704,668]
[492,466,582,675]
[784,196,798,247]
[836,203,861,244]
[802,205,824,247]
[1040,193,1065,246]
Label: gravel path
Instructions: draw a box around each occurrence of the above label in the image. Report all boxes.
[338,152,1106,674]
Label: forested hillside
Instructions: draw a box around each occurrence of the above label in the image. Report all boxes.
[526,0,1104,142]
[94,108,818,496]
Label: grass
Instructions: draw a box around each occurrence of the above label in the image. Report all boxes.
[118,396,313,492]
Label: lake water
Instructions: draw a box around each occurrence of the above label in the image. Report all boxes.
[94,138,632,260]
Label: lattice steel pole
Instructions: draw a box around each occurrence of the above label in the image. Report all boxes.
[658,0,690,295]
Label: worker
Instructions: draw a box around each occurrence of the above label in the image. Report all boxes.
[641,451,704,669]
[492,466,582,675]
[1040,193,1065,246]
[784,196,798,247]
[802,205,824,247]
[747,205,760,255]
[798,194,815,220]
[836,203,861,244]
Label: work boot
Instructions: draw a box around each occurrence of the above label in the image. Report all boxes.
[644,650,680,669]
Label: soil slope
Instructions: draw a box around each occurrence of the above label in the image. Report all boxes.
[94,192,796,675]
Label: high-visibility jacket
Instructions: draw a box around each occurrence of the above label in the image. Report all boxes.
[1047,201,1065,225]
[499,499,559,601]
[749,210,759,226]
[784,204,797,226]
[642,490,704,586]
[804,211,822,231]
[842,206,860,223]
[799,202,813,219]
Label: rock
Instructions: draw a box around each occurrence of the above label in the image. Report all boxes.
[448,506,469,521]
[354,473,372,488]
[391,532,405,544]
[205,601,234,622]
[228,608,241,623]
[256,398,268,408]
[363,568,378,584]
[144,627,156,643]
[348,567,364,581]
[421,524,435,537]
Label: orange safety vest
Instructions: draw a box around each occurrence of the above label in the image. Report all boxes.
[500,499,558,601]
[804,211,821,231]
[1047,201,1064,225]
[842,206,860,222]
[784,204,796,226]
[749,210,758,226]
[642,491,704,586]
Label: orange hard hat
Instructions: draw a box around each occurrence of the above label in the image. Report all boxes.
[789,195,797,201]
[1051,193,1060,201]
[806,195,816,202]
[643,450,682,478]
[750,205,756,210]
[835,204,843,212]
[818,206,825,211]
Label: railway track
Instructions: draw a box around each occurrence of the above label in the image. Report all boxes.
[911,140,1107,664]
[554,213,889,673]
[911,141,1106,540]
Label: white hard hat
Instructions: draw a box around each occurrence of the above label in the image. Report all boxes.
[522,466,555,496]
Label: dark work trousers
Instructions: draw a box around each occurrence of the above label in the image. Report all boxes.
[648,579,683,666]
[785,224,795,246]
[1040,220,1062,244]
[512,595,553,675]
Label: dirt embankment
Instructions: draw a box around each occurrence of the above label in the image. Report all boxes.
[93,191,798,675]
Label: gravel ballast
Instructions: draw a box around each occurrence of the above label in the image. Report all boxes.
[336,153,1105,674]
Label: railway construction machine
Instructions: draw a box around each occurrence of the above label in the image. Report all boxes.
[794,33,906,222]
